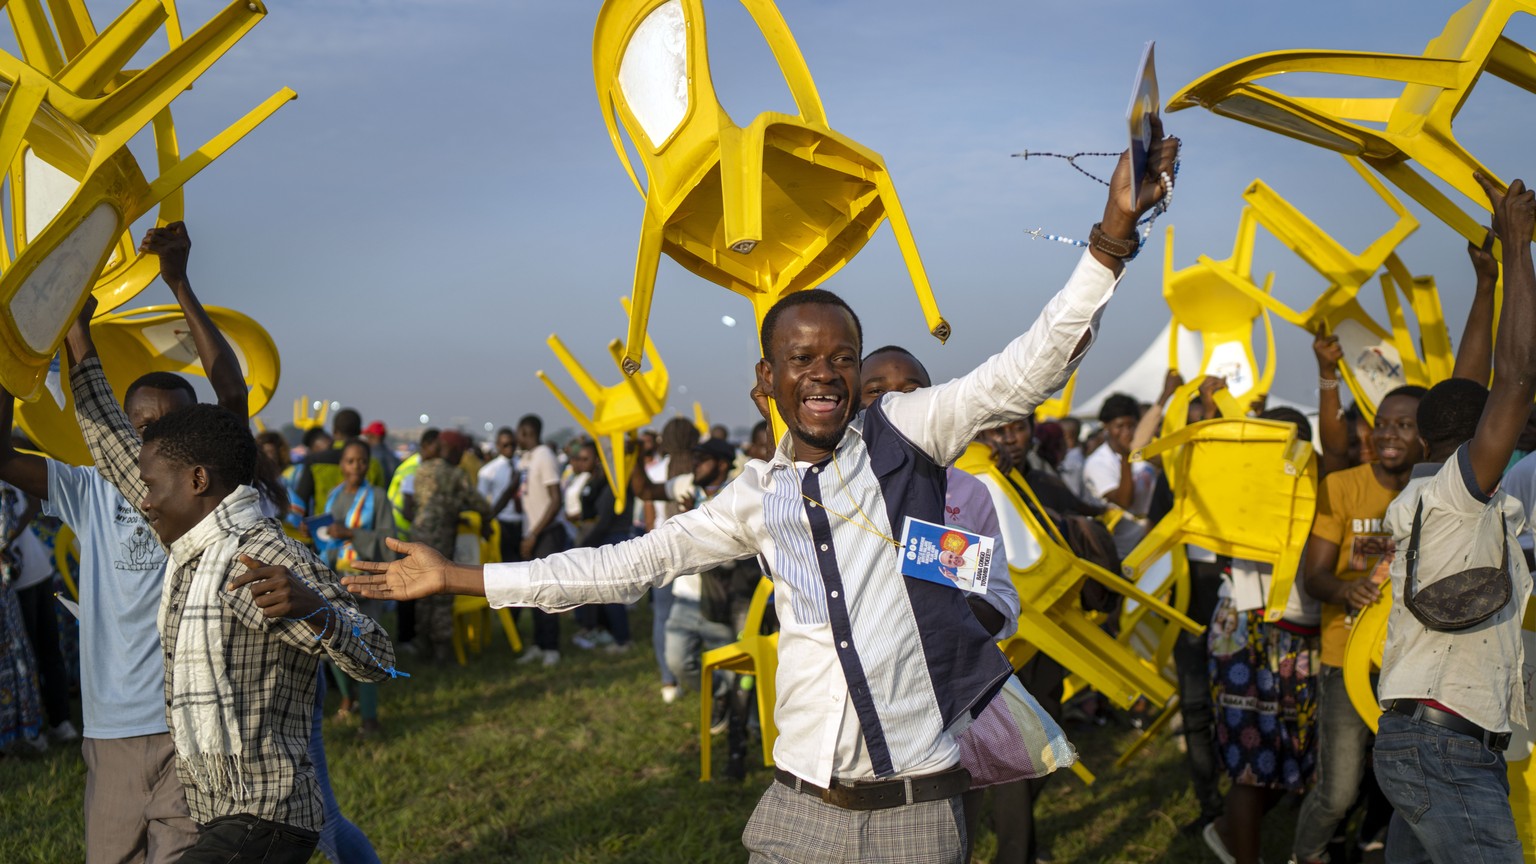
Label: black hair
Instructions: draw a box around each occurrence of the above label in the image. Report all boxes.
[255,430,287,451]
[862,344,931,382]
[1417,378,1489,453]
[142,404,257,491]
[751,420,769,440]
[302,427,331,450]
[332,408,362,439]
[517,414,543,438]
[123,371,196,406]
[495,426,515,441]
[1259,406,1313,443]
[759,289,863,360]
[341,438,372,459]
[1380,384,1429,406]
[420,428,441,447]
[1098,393,1140,425]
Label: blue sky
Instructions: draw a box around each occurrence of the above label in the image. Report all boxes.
[115,0,1530,439]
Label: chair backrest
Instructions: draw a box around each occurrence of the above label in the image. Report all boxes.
[593,0,827,198]
[15,303,279,465]
[1163,222,1275,401]
[955,444,1086,609]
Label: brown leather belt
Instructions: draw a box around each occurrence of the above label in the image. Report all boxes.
[773,766,970,811]
[1385,699,1512,752]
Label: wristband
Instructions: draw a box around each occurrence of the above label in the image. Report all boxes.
[1318,377,1340,391]
[1088,222,1140,260]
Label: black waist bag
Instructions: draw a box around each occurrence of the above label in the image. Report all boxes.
[1403,499,1512,632]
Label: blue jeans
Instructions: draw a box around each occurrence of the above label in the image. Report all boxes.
[1373,711,1522,863]
[1292,665,1373,860]
[664,596,735,693]
[652,582,676,686]
[312,668,381,864]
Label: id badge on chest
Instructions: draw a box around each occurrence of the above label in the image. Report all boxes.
[899,517,993,595]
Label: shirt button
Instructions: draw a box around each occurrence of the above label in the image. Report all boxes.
[812,467,820,474]
[839,641,849,649]
[830,590,839,599]
[820,544,828,552]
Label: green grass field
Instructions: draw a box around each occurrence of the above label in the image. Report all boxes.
[1,605,1309,863]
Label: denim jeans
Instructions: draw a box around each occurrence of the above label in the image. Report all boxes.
[1373,712,1522,864]
[311,668,380,864]
[179,814,318,863]
[653,582,676,686]
[1292,665,1373,860]
[664,596,736,693]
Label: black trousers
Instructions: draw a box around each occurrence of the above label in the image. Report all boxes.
[178,815,317,864]
[16,581,68,727]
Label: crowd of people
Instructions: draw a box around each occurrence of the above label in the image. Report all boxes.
[0,119,1530,864]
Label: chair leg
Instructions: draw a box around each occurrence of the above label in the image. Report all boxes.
[497,608,523,654]
[621,208,665,376]
[700,663,714,782]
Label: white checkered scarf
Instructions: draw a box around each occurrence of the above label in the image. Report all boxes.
[158,485,265,800]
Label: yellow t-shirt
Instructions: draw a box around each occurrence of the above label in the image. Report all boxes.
[1314,462,1399,667]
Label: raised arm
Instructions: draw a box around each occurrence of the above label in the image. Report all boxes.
[1314,328,1351,476]
[0,384,51,500]
[1451,229,1498,385]
[1130,371,1183,454]
[1468,176,1536,493]
[142,223,248,418]
[882,128,1180,465]
[63,303,149,507]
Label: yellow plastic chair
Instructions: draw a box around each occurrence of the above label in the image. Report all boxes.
[1344,589,1536,862]
[1034,370,1077,423]
[593,0,948,377]
[1122,418,1318,624]
[52,521,79,601]
[538,299,668,511]
[292,396,331,433]
[15,303,279,465]
[1168,0,1536,247]
[699,575,777,782]
[0,0,293,401]
[450,513,523,666]
[1195,163,1450,422]
[1163,217,1277,404]
[692,400,709,437]
[955,444,1202,710]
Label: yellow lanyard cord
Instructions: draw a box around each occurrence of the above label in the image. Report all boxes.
[797,451,900,550]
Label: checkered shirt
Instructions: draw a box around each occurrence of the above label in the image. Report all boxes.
[72,357,397,830]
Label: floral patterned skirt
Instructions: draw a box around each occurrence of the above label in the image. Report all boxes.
[1207,594,1320,792]
[0,580,43,748]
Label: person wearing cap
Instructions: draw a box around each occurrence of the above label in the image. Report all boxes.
[406,429,492,662]
[362,421,399,487]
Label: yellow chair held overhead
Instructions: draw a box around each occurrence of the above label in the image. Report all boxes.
[15,303,279,465]
[1121,417,1317,624]
[537,298,668,511]
[0,0,294,401]
[593,0,949,378]
[292,396,331,433]
[1163,215,1277,406]
[1198,161,1450,421]
[699,575,777,782]
[1169,0,1536,247]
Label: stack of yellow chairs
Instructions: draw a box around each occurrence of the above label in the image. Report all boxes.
[15,303,280,466]
[1198,161,1451,421]
[955,444,1202,768]
[450,512,523,666]
[698,575,777,781]
[1162,214,1276,406]
[1169,0,1536,248]
[538,298,669,512]
[592,0,950,439]
[0,0,293,403]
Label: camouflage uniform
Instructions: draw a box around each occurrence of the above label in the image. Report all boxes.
[410,458,491,660]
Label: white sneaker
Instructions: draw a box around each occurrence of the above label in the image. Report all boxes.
[47,721,79,743]
[593,630,616,647]
[541,650,562,667]
[571,630,597,650]
[661,684,680,704]
[23,734,47,753]
[603,642,631,655]
[1202,822,1236,864]
[516,646,546,665]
